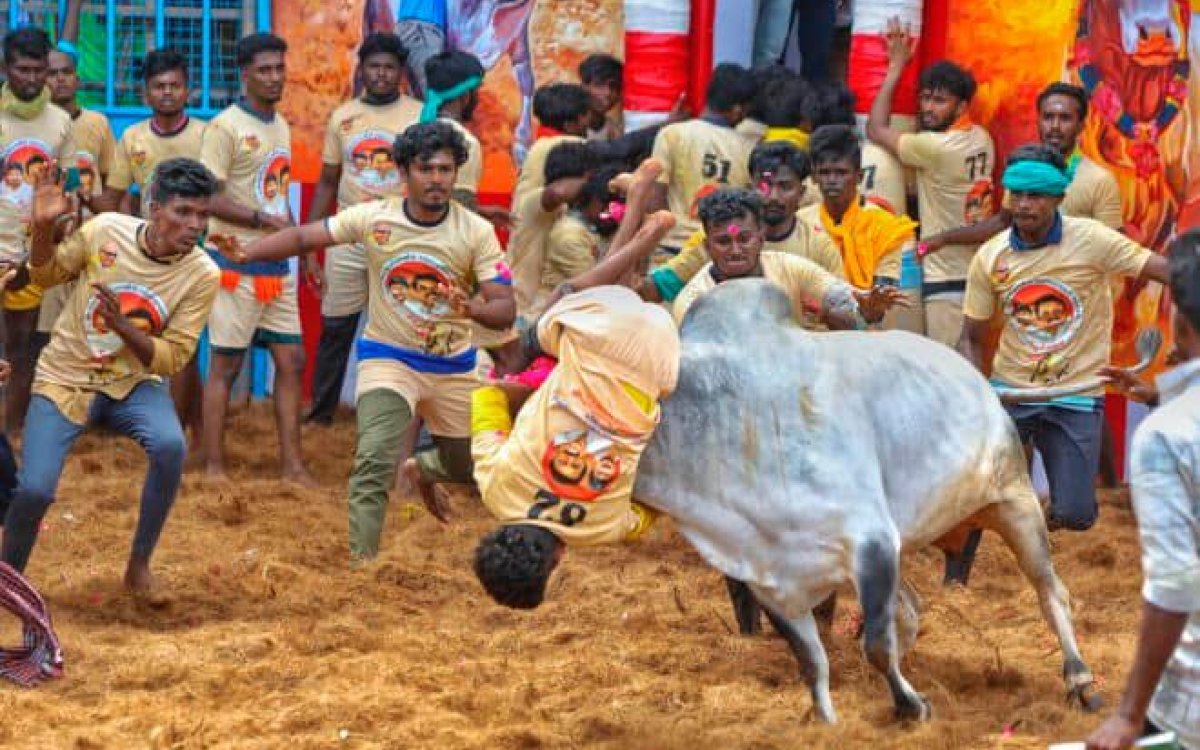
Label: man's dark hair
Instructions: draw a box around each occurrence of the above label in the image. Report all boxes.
[809,123,862,170]
[1006,142,1067,172]
[392,121,469,168]
[358,32,407,67]
[1170,230,1200,333]
[807,82,857,129]
[474,525,563,609]
[1036,81,1088,121]
[3,27,51,65]
[425,50,485,93]
[26,155,46,167]
[143,48,189,82]
[698,187,763,232]
[757,78,813,129]
[150,157,219,204]
[543,142,595,184]
[918,60,976,103]
[533,83,591,131]
[706,62,756,113]
[4,162,23,174]
[750,141,811,182]
[748,63,800,122]
[579,53,622,87]
[577,164,620,209]
[236,33,287,68]
[264,174,278,185]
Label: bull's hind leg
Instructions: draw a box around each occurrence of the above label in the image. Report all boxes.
[760,604,838,724]
[855,535,931,721]
[725,576,763,635]
[980,490,1102,712]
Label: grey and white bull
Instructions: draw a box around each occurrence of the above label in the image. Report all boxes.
[633,279,1103,723]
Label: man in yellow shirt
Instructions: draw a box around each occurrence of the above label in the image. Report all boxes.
[304,33,423,427]
[218,121,516,565]
[867,20,996,349]
[1,158,220,599]
[0,28,76,432]
[200,33,313,485]
[953,144,1169,583]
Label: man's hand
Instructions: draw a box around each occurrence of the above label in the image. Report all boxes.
[916,236,944,262]
[667,91,690,123]
[210,234,249,264]
[0,263,17,292]
[885,17,917,71]
[261,212,292,233]
[302,255,325,299]
[1084,714,1141,750]
[854,285,910,323]
[440,283,478,320]
[1100,366,1159,405]
[31,163,76,230]
[475,204,513,229]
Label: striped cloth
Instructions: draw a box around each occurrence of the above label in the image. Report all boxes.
[0,562,64,687]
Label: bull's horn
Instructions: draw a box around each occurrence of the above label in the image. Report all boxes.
[996,328,1164,405]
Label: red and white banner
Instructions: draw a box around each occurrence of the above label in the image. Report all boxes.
[623,0,691,132]
[849,0,924,127]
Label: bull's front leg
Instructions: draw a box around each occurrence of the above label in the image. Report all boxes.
[758,599,837,723]
[510,31,535,166]
[856,535,932,721]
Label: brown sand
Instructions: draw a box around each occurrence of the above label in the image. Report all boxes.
[0,406,1143,748]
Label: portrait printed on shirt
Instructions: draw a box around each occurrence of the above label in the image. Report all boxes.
[255,148,292,218]
[0,138,52,257]
[379,249,464,356]
[541,422,623,503]
[75,150,101,196]
[345,129,401,197]
[1002,276,1083,384]
[83,281,168,365]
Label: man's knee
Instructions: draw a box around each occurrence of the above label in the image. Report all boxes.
[145,426,187,470]
[273,343,306,375]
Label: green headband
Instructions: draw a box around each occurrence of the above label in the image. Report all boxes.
[419,76,484,123]
[1002,160,1070,196]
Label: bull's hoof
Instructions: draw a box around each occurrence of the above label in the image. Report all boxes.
[894,693,932,722]
[1067,682,1104,713]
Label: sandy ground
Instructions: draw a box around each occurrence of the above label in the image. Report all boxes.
[0,405,1144,749]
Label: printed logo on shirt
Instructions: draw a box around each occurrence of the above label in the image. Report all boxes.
[94,241,119,269]
[965,178,996,224]
[379,252,455,321]
[83,282,168,359]
[992,256,1011,285]
[541,422,622,503]
[240,133,261,152]
[0,138,52,218]
[1003,278,1083,355]
[346,130,400,196]
[370,222,392,246]
[254,148,292,217]
[75,150,100,195]
[130,147,147,166]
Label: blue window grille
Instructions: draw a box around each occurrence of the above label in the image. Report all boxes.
[0,0,269,130]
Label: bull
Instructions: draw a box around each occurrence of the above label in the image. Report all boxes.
[633,278,1112,723]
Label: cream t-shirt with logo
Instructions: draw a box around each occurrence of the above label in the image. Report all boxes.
[652,118,754,248]
[0,101,76,263]
[963,215,1151,396]
[322,96,422,209]
[201,104,293,245]
[108,117,208,216]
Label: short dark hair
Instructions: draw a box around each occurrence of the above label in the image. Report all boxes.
[150,158,219,205]
[749,141,811,182]
[1170,230,1200,333]
[4,27,51,65]
[4,162,23,174]
[425,50,485,93]
[918,60,976,103]
[358,32,407,67]
[236,33,287,68]
[698,187,763,232]
[392,120,468,169]
[1036,81,1088,120]
[577,164,620,208]
[143,48,189,82]
[533,83,591,131]
[1006,142,1067,172]
[26,155,46,166]
[808,82,857,129]
[706,62,756,113]
[757,78,813,128]
[808,123,862,170]
[543,142,595,184]
[579,53,622,87]
[748,63,800,121]
[474,525,563,609]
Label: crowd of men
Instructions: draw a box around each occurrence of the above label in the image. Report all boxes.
[0,17,1193,750]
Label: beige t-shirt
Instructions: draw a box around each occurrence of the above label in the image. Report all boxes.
[512,134,585,212]
[861,141,908,216]
[652,118,754,248]
[70,108,117,195]
[544,211,600,293]
[322,96,422,209]
[108,117,208,216]
[508,187,565,320]
[963,216,1151,396]
[477,286,680,545]
[673,251,841,327]
[326,198,506,361]
[441,117,483,194]
[1062,156,1123,230]
[0,101,76,261]
[665,216,844,287]
[201,105,292,244]
[896,124,996,283]
[30,212,219,423]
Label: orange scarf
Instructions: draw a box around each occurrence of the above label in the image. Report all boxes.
[819,199,917,289]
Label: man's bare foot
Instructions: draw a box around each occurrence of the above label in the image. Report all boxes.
[403,458,449,523]
[124,560,171,607]
[634,210,676,244]
[282,466,319,488]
